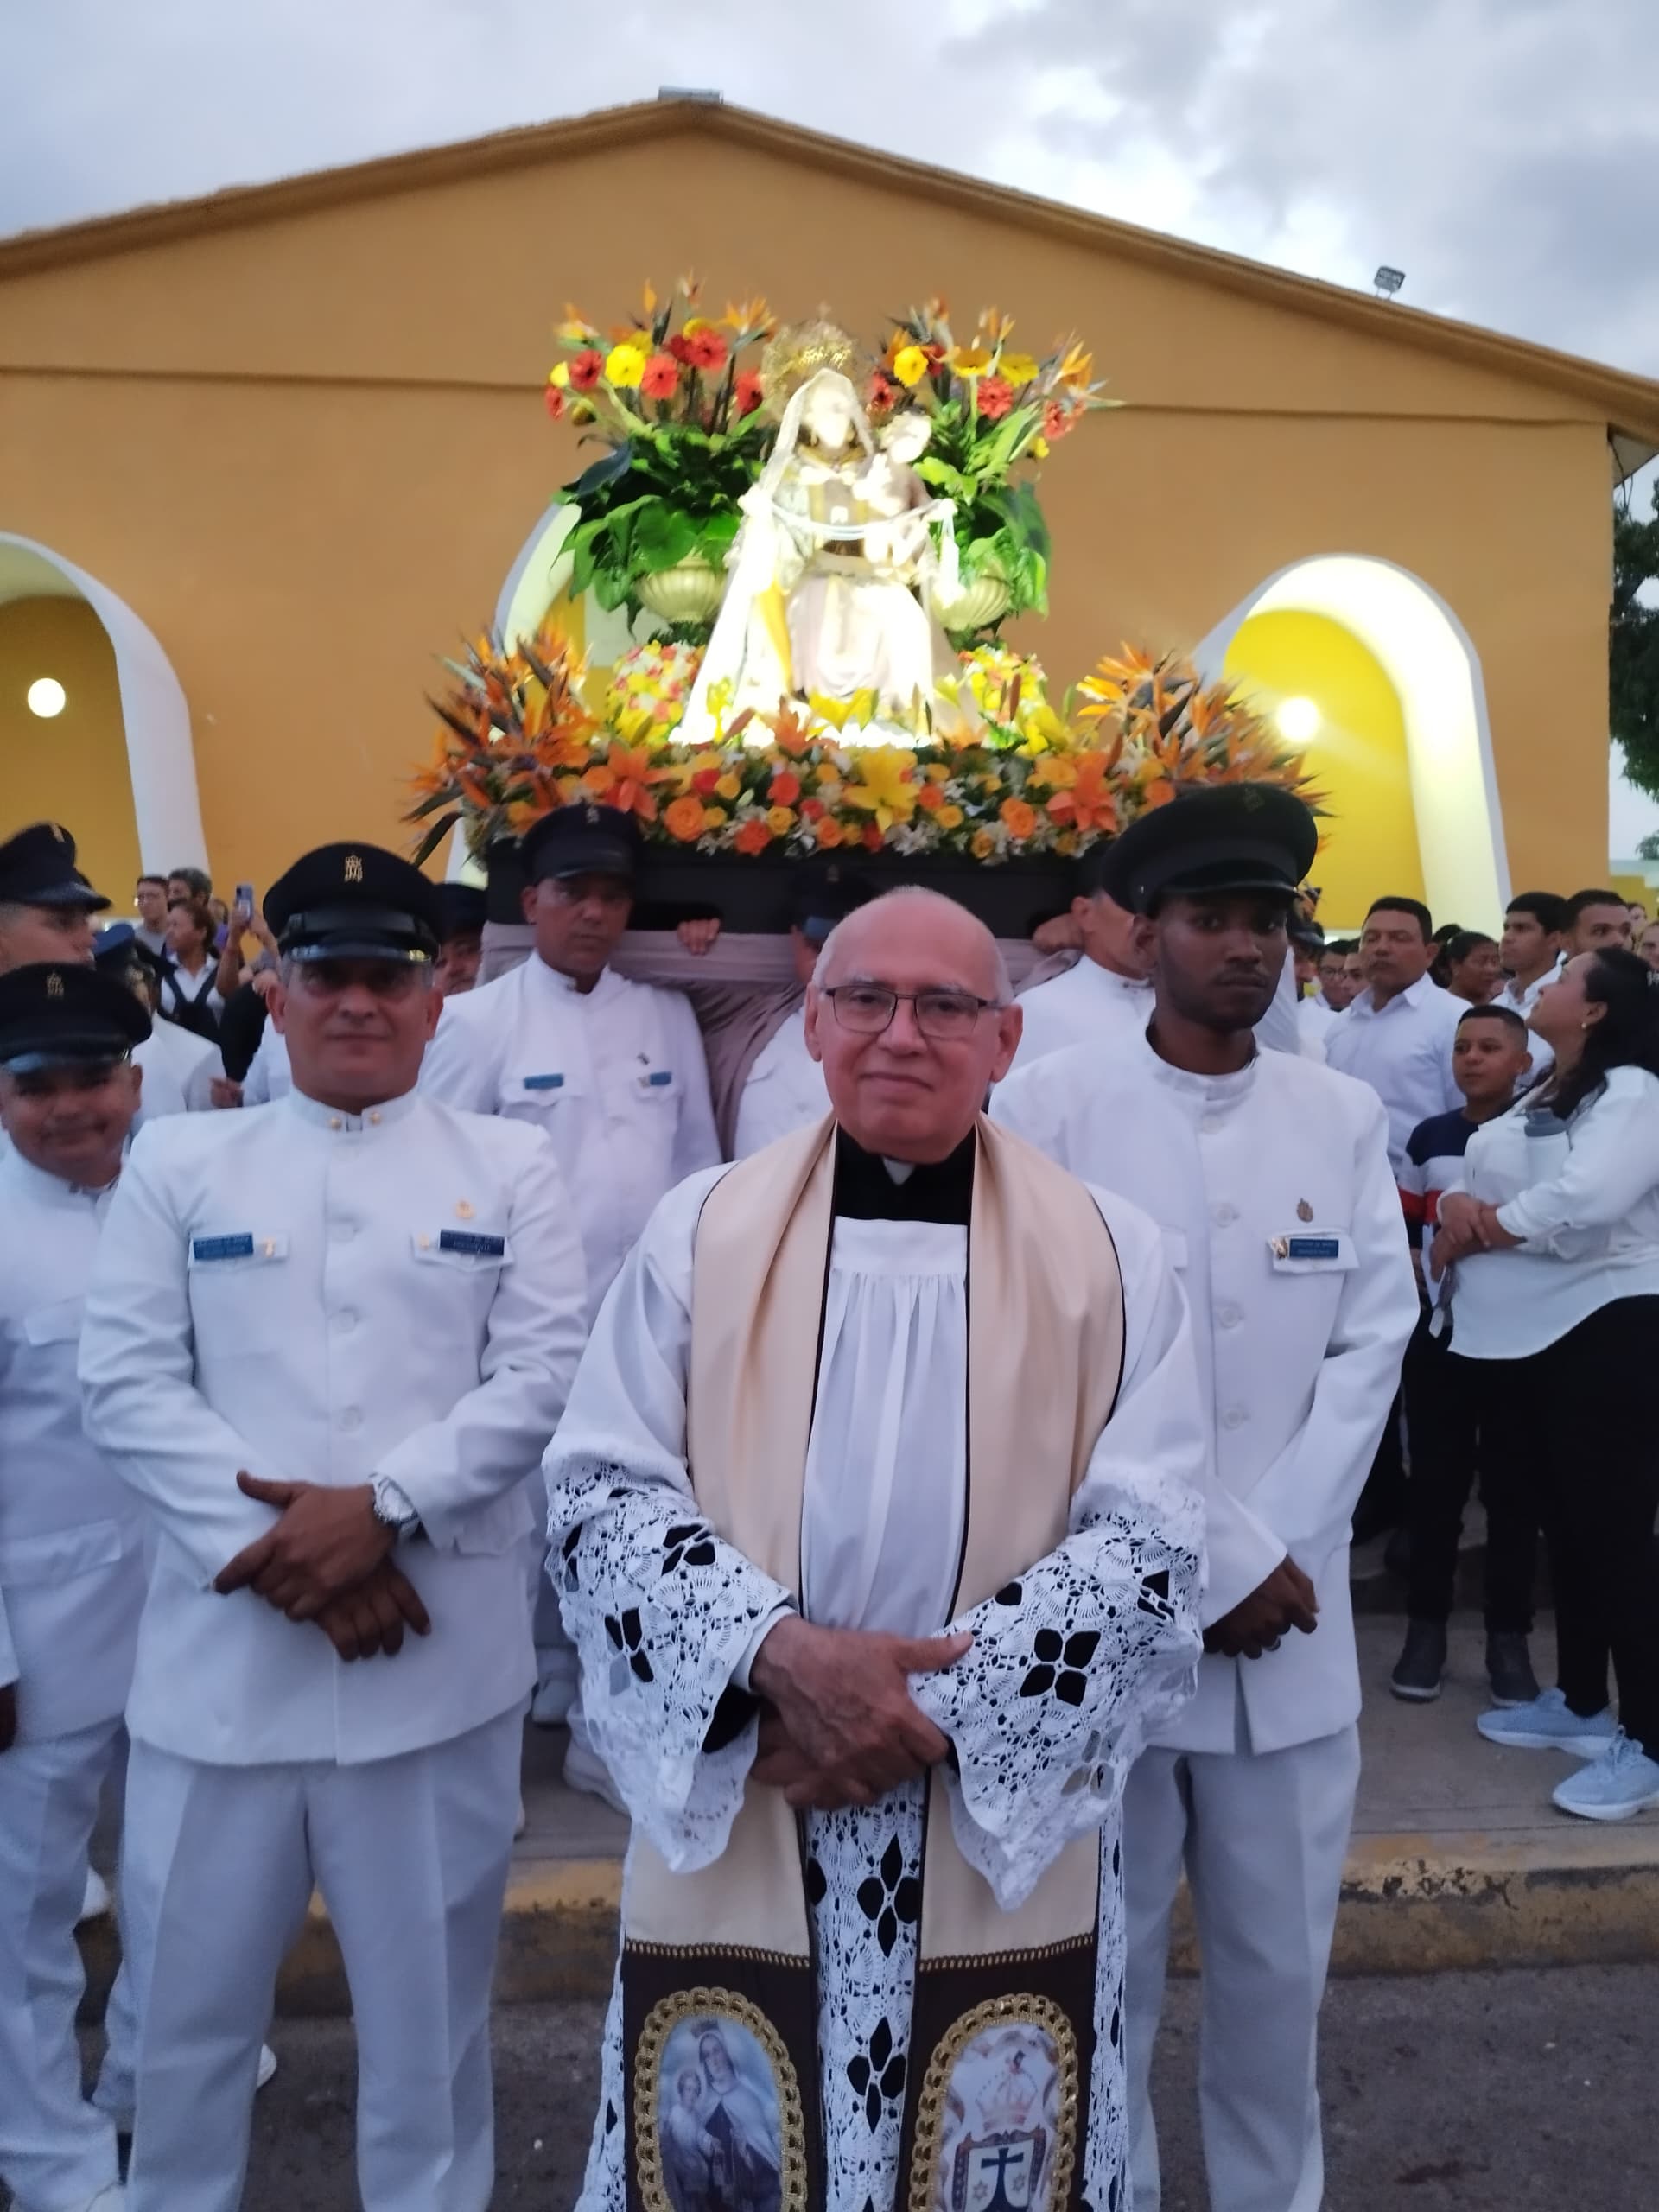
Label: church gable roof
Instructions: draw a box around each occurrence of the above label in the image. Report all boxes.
[3,97,1656,458]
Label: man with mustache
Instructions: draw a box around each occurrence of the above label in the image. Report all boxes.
[995,785,1417,2212]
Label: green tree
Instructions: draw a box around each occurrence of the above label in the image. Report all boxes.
[1612,477,1659,798]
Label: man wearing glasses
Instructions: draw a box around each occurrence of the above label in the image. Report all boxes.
[543,883,1205,2212]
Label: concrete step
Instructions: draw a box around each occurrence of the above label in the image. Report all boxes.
[76,1621,1659,2018]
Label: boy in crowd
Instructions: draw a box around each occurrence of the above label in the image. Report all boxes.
[1391,1005,1541,1706]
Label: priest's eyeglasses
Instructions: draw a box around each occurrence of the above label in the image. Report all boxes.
[821,982,1001,1040]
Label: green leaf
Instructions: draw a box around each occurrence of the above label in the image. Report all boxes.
[630,503,698,574]
[410,812,461,868]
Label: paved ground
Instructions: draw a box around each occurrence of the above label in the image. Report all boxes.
[182,1965,1659,2208]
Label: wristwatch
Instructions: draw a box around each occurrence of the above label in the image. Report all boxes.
[370,1475,423,1542]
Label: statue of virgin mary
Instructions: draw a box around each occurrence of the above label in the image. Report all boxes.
[680,322,966,745]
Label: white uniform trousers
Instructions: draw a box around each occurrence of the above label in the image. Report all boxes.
[524,1465,578,1720]
[120,1702,524,2212]
[0,1716,136,2212]
[1124,1721,1361,2212]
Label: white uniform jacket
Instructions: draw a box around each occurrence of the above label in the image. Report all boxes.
[77,1089,588,1767]
[1008,950,1306,1075]
[418,955,720,1317]
[994,1033,1418,1754]
[134,1018,223,1120]
[0,1151,148,1742]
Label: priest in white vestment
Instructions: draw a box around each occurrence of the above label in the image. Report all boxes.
[545,887,1207,2212]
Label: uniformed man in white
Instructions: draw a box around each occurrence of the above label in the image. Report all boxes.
[995,786,1418,2212]
[419,801,719,1783]
[0,823,108,974]
[79,843,588,2212]
[0,963,151,2212]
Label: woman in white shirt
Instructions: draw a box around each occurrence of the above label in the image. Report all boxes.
[156,894,225,1042]
[1432,948,1659,1822]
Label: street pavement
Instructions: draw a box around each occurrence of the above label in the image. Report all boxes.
[179,1964,1659,2208]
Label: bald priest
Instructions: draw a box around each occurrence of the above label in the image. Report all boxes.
[544,887,1208,2212]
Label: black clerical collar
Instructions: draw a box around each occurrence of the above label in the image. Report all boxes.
[832,1127,976,1224]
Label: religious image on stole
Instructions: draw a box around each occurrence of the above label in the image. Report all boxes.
[652,2006,788,2212]
[923,2008,1072,2212]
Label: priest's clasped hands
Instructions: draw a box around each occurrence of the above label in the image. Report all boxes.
[1203,1557,1319,1661]
[748,1615,975,1809]
[213,1472,432,1662]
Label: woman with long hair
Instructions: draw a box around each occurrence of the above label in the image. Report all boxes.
[157,893,225,1041]
[1432,948,1659,1820]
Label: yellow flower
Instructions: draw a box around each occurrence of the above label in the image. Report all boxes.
[766,804,797,838]
[970,828,995,860]
[950,345,994,377]
[715,771,741,801]
[843,746,919,830]
[702,805,728,830]
[549,361,570,388]
[1031,435,1050,460]
[999,351,1040,385]
[938,804,965,830]
[893,344,930,387]
[606,344,647,390]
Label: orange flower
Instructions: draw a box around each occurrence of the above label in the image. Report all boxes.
[916,782,944,812]
[769,769,801,805]
[734,817,772,855]
[999,797,1037,840]
[664,795,706,842]
[815,817,844,848]
[641,353,680,401]
[1045,751,1118,836]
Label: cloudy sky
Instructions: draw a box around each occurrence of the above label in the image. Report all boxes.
[7,0,1659,842]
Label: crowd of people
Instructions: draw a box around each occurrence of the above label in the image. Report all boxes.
[1,796,1657,2212]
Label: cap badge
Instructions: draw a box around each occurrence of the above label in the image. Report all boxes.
[45,969,64,997]
[49,823,67,842]
[344,853,364,884]
[1296,1198,1313,1222]
[454,1198,475,1220]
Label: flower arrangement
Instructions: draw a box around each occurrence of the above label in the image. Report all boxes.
[408,625,1319,870]
[549,278,774,631]
[869,302,1115,633]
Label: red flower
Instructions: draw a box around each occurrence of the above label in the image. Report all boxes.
[868,372,899,414]
[1042,398,1075,441]
[976,375,1014,420]
[769,770,802,804]
[543,385,566,420]
[734,817,772,855]
[569,349,604,391]
[667,333,696,365]
[685,328,729,372]
[799,798,825,822]
[692,767,721,798]
[732,370,765,416]
[861,823,885,852]
[641,353,680,401]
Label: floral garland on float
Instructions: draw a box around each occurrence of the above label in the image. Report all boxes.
[410,280,1321,936]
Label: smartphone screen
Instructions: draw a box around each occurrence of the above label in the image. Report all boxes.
[235,881,256,918]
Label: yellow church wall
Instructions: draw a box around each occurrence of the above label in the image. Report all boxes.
[0,595,139,898]
[0,114,1637,893]
[1223,610,1423,926]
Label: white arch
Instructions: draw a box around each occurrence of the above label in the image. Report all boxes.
[0,534,207,869]
[1196,555,1510,926]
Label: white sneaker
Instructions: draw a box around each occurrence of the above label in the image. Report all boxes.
[257,2042,278,2091]
[79,1867,113,1923]
[529,1675,575,1727]
[513,1794,529,1840]
[1553,1731,1659,1822]
[1475,1688,1617,1758]
[562,1737,627,1815]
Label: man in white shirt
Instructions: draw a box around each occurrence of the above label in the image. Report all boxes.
[132,875,170,960]
[1496,891,1566,1018]
[1007,846,1155,1067]
[1293,917,1338,1055]
[96,925,225,1117]
[1561,885,1635,958]
[419,802,719,1788]
[994,787,1418,2212]
[79,844,588,2212]
[0,963,152,2212]
[1325,897,1466,1173]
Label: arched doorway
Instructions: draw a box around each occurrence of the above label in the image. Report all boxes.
[1198,556,1510,931]
[0,536,206,887]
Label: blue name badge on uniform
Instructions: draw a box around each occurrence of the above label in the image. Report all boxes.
[643,1069,673,1088]
[192,1234,255,1262]
[438,1230,506,1259]
[1287,1236,1340,1261]
[522,1073,564,1092]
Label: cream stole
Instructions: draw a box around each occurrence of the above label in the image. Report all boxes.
[624,1111,1127,1961]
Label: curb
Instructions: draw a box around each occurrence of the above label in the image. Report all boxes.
[78,1828,1659,2018]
